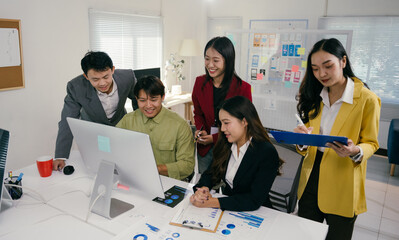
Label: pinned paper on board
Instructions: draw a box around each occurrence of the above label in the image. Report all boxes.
[301,61,307,68]
[0,28,21,67]
[256,73,263,80]
[291,65,299,72]
[253,33,261,47]
[252,55,259,67]
[284,69,292,82]
[293,71,301,83]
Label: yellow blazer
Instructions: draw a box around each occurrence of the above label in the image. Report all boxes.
[297,77,381,218]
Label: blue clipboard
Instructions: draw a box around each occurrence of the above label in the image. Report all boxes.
[269,130,348,147]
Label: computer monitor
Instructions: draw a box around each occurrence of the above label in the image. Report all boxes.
[0,128,12,212]
[67,117,165,219]
[133,67,161,80]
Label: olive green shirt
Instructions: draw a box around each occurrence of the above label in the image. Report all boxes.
[116,107,195,180]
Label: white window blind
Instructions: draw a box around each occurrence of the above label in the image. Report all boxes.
[318,17,399,104]
[89,9,163,70]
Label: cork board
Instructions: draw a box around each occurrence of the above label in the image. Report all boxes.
[0,19,24,91]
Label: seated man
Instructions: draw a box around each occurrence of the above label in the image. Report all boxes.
[54,51,137,170]
[117,76,195,180]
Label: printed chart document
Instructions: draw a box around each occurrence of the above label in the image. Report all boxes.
[170,198,224,233]
[215,210,275,239]
[113,216,187,240]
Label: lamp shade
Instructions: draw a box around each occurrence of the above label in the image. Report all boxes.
[178,39,200,57]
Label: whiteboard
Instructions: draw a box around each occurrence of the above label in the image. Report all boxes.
[0,28,21,67]
[225,29,352,132]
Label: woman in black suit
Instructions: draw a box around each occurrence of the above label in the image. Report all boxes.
[190,96,282,211]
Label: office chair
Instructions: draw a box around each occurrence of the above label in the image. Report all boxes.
[269,139,303,213]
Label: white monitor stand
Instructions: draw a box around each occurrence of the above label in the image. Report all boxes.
[90,160,134,219]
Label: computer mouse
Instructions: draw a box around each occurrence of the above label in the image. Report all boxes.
[63,165,75,175]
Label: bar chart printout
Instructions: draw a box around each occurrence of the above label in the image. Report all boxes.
[216,211,274,239]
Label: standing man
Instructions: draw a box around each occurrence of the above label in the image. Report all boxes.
[54,51,137,170]
[117,76,195,180]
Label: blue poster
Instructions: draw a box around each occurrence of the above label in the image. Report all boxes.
[282,45,288,56]
[288,44,295,56]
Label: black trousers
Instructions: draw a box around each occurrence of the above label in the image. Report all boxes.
[298,150,357,240]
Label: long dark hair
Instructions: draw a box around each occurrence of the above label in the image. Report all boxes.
[203,36,242,97]
[211,96,283,185]
[296,38,367,123]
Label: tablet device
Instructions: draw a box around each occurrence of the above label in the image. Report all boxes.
[269,130,348,147]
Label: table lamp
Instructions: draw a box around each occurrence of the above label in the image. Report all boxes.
[179,39,200,91]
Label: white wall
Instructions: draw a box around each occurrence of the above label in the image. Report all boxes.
[0,0,162,170]
[1,0,398,170]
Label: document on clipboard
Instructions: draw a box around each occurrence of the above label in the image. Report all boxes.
[269,130,348,147]
[170,198,224,233]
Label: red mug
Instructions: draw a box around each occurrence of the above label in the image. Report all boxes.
[36,156,53,177]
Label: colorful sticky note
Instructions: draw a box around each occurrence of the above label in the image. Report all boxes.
[261,56,268,64]
[301,61,307,68]
[98,135,111,153]
[284,81,292,88]
[291,65,299,72]
[227,34,236,46]
[256,73,263,80]
[297,48,305,55]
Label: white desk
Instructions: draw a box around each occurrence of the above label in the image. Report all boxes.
[0,151,327,240]
[163,92,193,124]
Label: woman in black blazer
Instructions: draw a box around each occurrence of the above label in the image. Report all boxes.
[191,96,282,211]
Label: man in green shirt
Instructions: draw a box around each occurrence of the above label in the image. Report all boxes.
[117,76,195,180]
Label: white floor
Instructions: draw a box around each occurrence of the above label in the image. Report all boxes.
[353,155,399,240]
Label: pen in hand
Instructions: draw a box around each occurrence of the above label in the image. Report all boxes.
[295,113,304,126]
[194,125,204,142]
[295,114,311,134]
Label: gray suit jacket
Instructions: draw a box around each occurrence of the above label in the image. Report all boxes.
[55,69,137,159]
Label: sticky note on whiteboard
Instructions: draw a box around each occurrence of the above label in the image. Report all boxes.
[297,48,305,55]
[98,135,111,153]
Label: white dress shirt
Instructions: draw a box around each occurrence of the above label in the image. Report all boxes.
[319,77,363,161]
[225,138,252,189]
[97,78,119,119]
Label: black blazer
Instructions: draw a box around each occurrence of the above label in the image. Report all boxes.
[194,139,279,211]
[55,69,137,159]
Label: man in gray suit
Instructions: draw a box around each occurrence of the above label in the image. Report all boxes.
[53,51,137,170]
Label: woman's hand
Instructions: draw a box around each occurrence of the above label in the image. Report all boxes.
[190,187,220,208]
[294,125,313,134]
[326,139,360,158]
[294,125,313,150]
[192,187,210,200]
[197,133,213,145]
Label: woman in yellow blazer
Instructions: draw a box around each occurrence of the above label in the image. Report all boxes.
[294,38,381,240]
